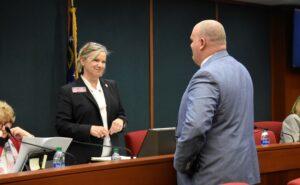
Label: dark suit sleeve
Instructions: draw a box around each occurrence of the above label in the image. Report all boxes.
[55,86,91,141]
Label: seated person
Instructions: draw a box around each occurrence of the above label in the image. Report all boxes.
[0,100,33,174]
[280,96,300,143]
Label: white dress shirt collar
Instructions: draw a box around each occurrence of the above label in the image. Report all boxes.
[81,75,101,92]
[200,55,213,68]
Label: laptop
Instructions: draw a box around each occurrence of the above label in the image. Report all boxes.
[137,127,176,157]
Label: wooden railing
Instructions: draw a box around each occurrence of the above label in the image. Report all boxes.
[258,143,300,185]
[0,154,176,185]
[1,143,300,185]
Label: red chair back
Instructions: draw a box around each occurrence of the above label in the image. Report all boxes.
[124,130,147,156]
[254,121,282,143]
[254,129,277,145]
[288,178,300,185]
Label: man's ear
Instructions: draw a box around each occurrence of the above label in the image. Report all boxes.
[199,37,206,50]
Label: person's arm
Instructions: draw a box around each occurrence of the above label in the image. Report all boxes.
[109,81,128,135]
[9,127,34,151]
[10,127,34,138]
[281,114,300,143]
[55,86,91,141]
[174,71,219,174]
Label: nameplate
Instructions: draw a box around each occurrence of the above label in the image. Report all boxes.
[72,87,87,93]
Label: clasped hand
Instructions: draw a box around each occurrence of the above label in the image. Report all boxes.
[90,118,124,138]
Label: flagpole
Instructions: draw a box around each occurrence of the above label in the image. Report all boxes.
[70,0,78,79]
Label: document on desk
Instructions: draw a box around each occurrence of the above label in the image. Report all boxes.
[91,156,133,161]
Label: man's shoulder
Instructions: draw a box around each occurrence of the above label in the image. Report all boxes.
[195,56,232,77]
[206,53,248,75]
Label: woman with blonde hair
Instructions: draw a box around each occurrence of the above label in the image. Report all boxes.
[0,100,33,174]
[55,42,127,164]
[280,96,300,143]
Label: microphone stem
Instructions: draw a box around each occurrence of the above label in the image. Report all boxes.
[72,140,134,159]
[281,132,295,143]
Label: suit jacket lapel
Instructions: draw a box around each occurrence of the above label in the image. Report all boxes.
[100,79,111,124]
[75,77,99,111]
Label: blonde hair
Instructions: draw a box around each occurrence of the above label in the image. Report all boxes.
[0,100,15,125]
[291,96,300,116]
[76,42,109,74]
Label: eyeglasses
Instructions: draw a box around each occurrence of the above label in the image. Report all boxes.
[0,122,12,129]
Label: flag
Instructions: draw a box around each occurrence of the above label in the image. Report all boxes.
[67,0,78,83]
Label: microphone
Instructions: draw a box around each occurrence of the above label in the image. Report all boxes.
[254,125,295,143]
[5,127,77,165]
[72,140,134,159]
[281,132,295,143]
[6,127,134,162]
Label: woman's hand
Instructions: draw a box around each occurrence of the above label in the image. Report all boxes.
[109,118,124,135]
[90,125,109,138]
[10,127,34,139]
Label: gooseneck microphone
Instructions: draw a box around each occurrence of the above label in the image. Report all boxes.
[5,127,78,165]
[281,132,295,143]
[6,127,134,160]
[254,126,295,143]
[72,139,134,159]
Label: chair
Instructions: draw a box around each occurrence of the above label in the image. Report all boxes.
[222,182,249,185]
[254,129,277,145]
[124,130,147,156]
[254,121,283,143]
[288,178,300,185]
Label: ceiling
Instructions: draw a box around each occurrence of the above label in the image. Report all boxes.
[233,0,300,6]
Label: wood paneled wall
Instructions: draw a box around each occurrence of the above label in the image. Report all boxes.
[271,7,300,121]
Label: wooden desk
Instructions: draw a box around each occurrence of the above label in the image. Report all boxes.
[258,143,300,185]
[1,144,300,185]
[0,155,176,185]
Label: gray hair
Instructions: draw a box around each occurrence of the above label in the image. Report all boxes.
[77,42,110,74]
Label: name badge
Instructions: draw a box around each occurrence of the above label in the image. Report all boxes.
[72,87,87,93]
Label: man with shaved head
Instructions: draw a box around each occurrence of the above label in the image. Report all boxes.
[174,20,260,185]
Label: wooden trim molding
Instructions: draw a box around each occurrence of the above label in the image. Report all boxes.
[149,0,154,129]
